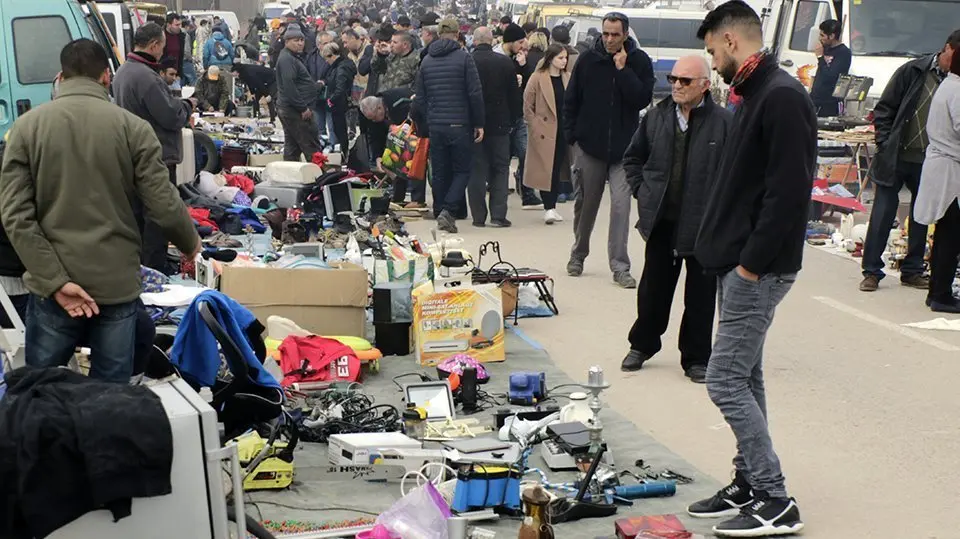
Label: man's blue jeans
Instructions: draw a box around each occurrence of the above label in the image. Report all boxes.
[861,160,927,279]
[181,61,197,86]
[429,125,474,216]
[706,270,796,498]
[25,295,138,383]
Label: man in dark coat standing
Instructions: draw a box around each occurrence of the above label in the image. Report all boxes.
[276,25,322,162]
[686,3,815,536]
[621,55,730,383]
[468,27,521,227]
[414,17,484,233]
[564,12,654,288]
[859,30,957,293]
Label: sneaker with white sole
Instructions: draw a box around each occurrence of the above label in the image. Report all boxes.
[544,209,563,224]
[687,472,753,518]
[713,494,804,537]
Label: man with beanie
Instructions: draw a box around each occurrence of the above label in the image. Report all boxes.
[113,22,195,274]
[414,17,485,233]
[564,12,654,288]
[276,25,322,161]
[496,22,542,208]
[469,26,522,227]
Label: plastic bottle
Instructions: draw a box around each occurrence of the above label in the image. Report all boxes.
[199,387,213,403]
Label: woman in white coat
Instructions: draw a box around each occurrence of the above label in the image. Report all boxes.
[915,51,960,312]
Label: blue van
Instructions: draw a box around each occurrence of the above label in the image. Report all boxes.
[0,0,119,139]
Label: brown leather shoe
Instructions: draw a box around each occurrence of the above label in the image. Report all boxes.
[901,274,930,289]
[859,275,879,292]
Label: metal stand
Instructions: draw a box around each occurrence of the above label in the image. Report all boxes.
[583,366,610,452]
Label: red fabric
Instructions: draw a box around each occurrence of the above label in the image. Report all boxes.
[223,173,255,194]
[311,152,328,167]
[189,207,219,230]
[278,335,361,387]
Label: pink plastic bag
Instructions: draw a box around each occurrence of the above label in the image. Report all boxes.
[357,483,452,539]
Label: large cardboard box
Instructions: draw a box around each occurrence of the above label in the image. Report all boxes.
[413,284,505,366]
[220,262,368,337]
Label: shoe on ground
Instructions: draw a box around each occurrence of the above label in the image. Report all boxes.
[684,365,707,384]
[437,210,458,233]
[472,221,486,228]
[522,196,544,210]
[544,209,563,224]
[404,201,427,209]
[614,271,637,289]
[621,349,650,372]
[489,219,512,228]
[687,472,754,518]
[859,275,879,292]
[901,273,930,289]
[712,494,804,537]
[929,298,960,313]
[567,258,584,277]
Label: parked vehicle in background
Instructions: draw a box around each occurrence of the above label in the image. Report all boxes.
[838,0,960,105]
[184,10,242,37]
[92,0,140,56]
[262,3,291,19]
[0,0,120,139]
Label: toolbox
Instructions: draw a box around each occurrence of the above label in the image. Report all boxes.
[253,182,312,209]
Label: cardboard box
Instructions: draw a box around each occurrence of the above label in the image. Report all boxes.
[220,262,368,337]
[413,284,504,366]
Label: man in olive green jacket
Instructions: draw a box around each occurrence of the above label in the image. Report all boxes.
[0,39,200,383]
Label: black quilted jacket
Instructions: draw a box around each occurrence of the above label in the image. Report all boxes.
[413,39,485,129]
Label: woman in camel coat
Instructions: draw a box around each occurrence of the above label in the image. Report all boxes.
[523,44,571,225]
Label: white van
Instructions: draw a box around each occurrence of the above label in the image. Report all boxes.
[89,0,140,56]
[183,10,241,37]
[262,3,291,20]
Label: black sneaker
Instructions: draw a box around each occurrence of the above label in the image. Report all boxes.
[713,494,804,537]
[687,472,753,518]
[489,219,512,228]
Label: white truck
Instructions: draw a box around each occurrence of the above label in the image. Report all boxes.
[750,0,958,106]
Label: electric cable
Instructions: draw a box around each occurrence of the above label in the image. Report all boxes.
[244,500,381,517]
[399,462,457,497]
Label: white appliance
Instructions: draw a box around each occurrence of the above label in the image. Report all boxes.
[328,432,422,466]
[47,379,245,539]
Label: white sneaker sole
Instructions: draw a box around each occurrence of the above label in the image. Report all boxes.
[522,204,543,210]
[713,522,804,537]
[687,507,742,519]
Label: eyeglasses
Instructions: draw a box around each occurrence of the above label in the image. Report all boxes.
[667,75,706,87]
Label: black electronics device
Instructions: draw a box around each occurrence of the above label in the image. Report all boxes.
[546,421,592,455]
[461,366,478,413]
[493,406,561,429]
[374,321,412,356]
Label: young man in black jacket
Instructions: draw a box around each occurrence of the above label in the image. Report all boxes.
[275,25,322,162]
[563,12,655,288]
[809,19,850,117]
[860,30,958,296]
[413,18,485,233]
[468,27,522,227]
[621,56,731,383]
[687,2,815,536]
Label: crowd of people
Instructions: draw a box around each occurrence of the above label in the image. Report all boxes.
[0,0,959,536]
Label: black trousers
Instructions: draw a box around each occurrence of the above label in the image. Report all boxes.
[140,165,178,274]
[628,220,716,370]
[391,176,427,204]
[928,198,960,304]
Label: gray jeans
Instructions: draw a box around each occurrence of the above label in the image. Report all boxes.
[468,134,511,223]
[278,107,321,162]
[569,143,632,273]
[707,270,796,499]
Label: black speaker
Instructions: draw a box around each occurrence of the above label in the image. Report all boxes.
[374,321,413,356]
[372,282,413,323]
[461,366,478,413]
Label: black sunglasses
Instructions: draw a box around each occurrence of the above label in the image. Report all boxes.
[666,75,706,87]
